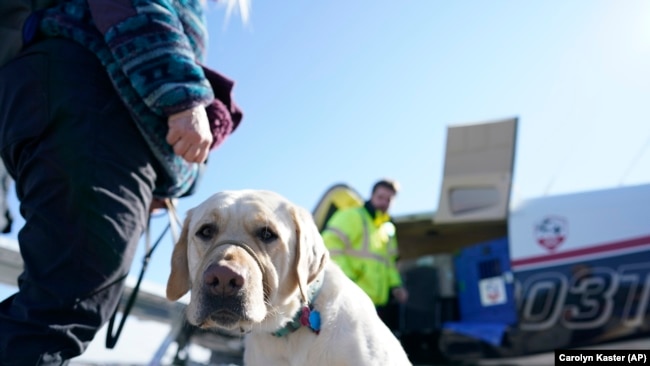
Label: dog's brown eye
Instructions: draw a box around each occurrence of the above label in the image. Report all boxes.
[256,227,277,244]
[196,223,217,240]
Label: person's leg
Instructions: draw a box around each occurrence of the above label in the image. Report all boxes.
[0,38,157,365]
[376,291,400,331]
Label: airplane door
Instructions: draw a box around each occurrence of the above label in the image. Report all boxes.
[454,237,516,326]
[435,118,517,224]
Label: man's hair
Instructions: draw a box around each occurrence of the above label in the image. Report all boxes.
[371,179,400,195]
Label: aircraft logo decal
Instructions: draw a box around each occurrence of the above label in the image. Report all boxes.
[479,276,507,306]
[534,216,568,251]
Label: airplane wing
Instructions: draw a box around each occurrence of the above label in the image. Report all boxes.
[0,236,21,288]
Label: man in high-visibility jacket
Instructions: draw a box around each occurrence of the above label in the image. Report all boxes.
[322,179,408,328]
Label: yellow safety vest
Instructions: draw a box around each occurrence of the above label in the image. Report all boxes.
[322,207,402,306]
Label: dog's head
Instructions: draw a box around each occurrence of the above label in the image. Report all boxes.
[166,190,328,333]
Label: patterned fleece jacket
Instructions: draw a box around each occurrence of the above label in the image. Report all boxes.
[38,0,242,198]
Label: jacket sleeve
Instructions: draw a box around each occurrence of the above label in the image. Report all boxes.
[87,0,214,117]
[321,209,364,281]
[387,235,403,288]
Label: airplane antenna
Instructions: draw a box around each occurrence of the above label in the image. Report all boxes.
[542,143,576,196]
[618,135,650,186]
[541,115,590,196]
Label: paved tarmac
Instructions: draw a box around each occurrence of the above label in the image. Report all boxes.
[68,336,648,366]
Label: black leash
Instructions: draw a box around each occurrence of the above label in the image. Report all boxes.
[105,222,170,348]
[106,200,181,349]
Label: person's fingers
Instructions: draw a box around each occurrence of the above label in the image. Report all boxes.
[166,132,178,145]
[167,105,212,162]
[172,137,210,163]
[194,146,209,163]
[184,145,202,163]
[166,125,183,145]
[172,138,191,158]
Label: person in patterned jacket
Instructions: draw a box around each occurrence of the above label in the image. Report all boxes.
[0,0,245,364]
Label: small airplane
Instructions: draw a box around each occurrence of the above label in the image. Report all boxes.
[0,117,648,365]
[398,118,650,363]
[313,117,650,364]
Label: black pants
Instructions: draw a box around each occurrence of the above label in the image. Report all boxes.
[376,294,401,332]
[0,38,157,365]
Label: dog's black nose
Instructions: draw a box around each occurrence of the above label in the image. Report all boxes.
[203,264,245,296]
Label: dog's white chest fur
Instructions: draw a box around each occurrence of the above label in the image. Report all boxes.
[244,264,412,366]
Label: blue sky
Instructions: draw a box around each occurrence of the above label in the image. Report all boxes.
[2,0,650,292]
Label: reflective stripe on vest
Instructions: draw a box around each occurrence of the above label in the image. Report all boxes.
[326,214,389,265]
[387,245,398,258]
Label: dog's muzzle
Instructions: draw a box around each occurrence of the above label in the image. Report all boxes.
[199,240,270,327]
[207,240,267,285]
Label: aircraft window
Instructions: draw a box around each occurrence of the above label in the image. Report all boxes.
[449,187,499,215]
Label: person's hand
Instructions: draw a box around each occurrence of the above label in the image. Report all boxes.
[150,198,168,214]
[392,287,409,304]
[166,105,213,163]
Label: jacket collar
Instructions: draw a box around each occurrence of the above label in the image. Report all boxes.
[363,200,376,218]
[363,201,391,227]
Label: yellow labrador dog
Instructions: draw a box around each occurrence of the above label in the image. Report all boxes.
[166,190,412,365]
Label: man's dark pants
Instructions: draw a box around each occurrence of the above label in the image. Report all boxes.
[0,38,157,365]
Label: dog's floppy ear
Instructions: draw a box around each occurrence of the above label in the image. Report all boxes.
[166,209,193,301]
[291,205,329,301]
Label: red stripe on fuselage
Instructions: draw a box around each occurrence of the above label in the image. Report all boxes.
[512,235,650,269]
